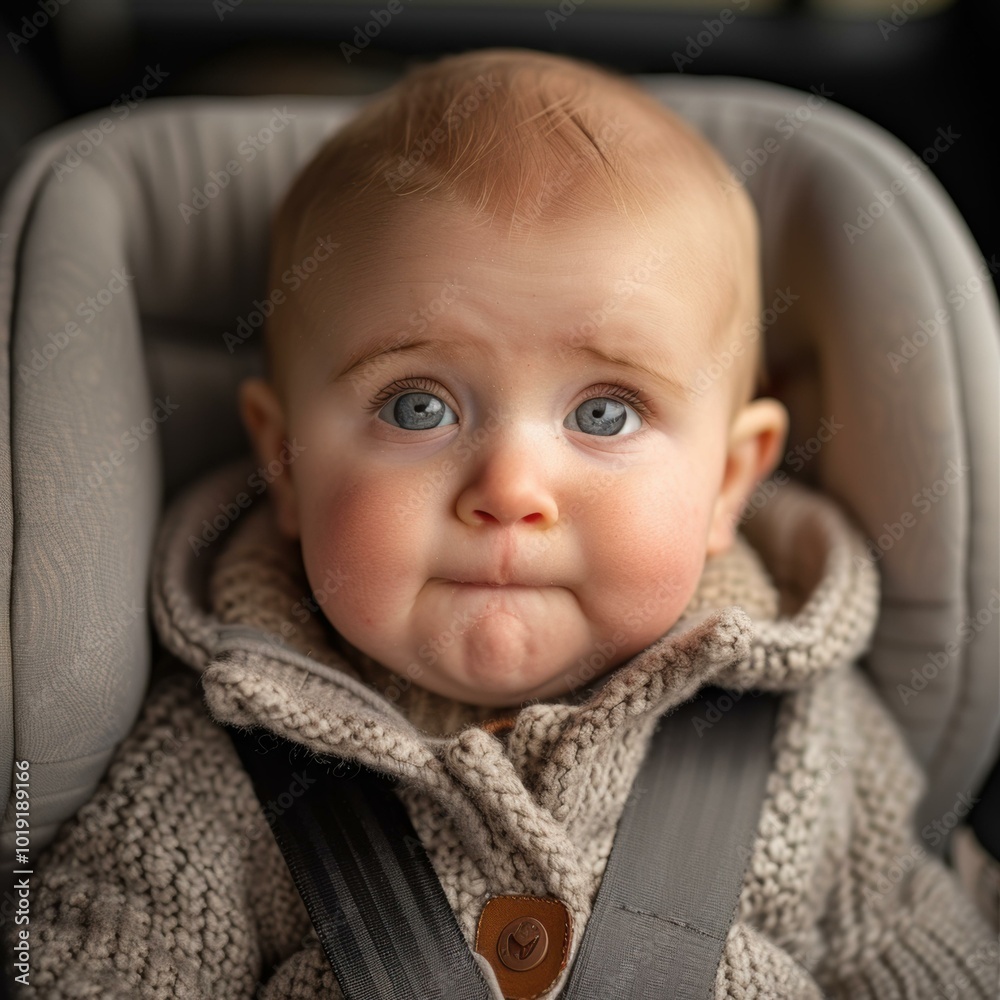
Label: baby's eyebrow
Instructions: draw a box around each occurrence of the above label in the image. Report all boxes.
[327,336,440,385]
[564,342,693,401]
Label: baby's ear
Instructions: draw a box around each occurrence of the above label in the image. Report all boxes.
[706,397,789,556]
[238,377,300,539]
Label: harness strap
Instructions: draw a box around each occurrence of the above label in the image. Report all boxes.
[226,685,778,1000]
[562,688,779,998]
[226,728,495,1000]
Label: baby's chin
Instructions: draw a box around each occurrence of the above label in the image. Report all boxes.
[404,585,603,706]
[412,658,601,709]
[406,615,614,708]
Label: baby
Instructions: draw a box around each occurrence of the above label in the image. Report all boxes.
[239,47,788,711]
[27,47,997,1000]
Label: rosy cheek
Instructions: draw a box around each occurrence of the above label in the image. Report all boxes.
[295,465,426,631]
[594,474,709,623]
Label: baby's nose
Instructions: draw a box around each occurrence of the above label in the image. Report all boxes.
[455,443,559,529]
[460,490,557,529]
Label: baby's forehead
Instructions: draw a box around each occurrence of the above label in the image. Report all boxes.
[291,153,755,327]
[309,189,742,298]
[298,197,751,373]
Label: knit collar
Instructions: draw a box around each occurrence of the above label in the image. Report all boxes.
[151,457,879,770]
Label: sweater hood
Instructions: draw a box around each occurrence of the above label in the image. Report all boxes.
[151,457,880,782]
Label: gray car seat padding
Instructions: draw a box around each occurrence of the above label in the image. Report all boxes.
[0,80,996,871]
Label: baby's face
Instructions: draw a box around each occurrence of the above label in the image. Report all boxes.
[247,196,774,707]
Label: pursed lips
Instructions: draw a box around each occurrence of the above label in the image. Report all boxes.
[435,577,541,588]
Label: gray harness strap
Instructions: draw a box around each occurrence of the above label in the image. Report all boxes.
[563,688,779,998]
[228,685,779,1000]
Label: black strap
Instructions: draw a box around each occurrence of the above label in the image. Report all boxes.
[563,687,779,998]
[226,686,777,1000]
[225,727,494,1000]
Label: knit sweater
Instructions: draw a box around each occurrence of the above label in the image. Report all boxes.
[24,458,997,999]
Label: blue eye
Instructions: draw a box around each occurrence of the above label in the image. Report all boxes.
[378,391,458,430]
[565,396,642,436]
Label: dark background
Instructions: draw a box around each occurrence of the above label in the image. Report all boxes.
[0,0,997,259]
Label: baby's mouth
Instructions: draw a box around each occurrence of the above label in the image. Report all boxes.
[435,574,543,589]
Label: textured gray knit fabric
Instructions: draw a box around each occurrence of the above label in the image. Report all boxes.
[25,461,998,998]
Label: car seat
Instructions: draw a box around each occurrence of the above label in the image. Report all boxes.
[0,76,997,913]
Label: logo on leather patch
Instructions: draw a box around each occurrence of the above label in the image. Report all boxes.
[475,895,572,999]
[499,916,547,970]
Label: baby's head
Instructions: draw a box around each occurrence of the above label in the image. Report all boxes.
[240,48,788,707]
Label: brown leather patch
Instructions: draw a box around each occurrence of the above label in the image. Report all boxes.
[475,895,572,999]
[481,716,518,737]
